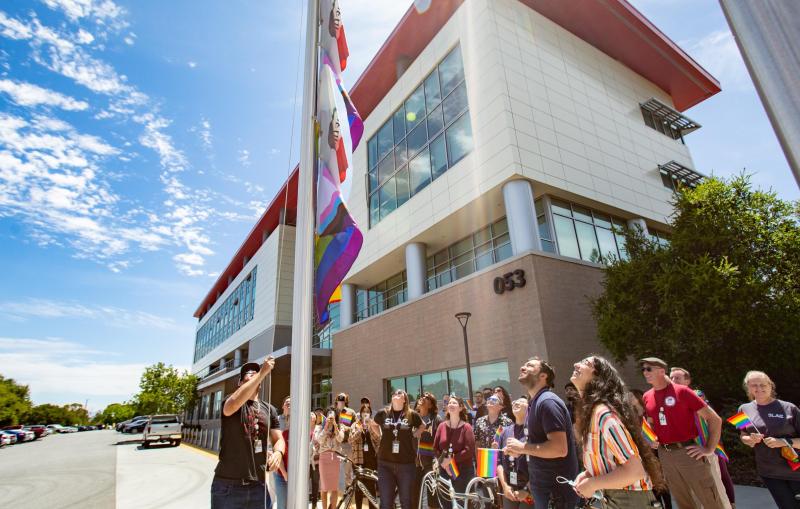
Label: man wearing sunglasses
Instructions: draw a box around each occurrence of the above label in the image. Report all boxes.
[640,357,730,509]
[211,357,285,509]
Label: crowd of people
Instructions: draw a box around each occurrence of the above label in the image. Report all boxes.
[210,355,800,509]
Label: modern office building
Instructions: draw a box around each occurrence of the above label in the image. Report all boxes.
[186,0,718,449]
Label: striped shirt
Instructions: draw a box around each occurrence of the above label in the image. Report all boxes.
[582,404,652,491]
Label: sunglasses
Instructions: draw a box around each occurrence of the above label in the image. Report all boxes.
[336,396,346,402]
[392,390,405,396]
[641,366,657,372]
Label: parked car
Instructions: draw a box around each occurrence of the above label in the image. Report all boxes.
[0,431,16,446]
[3,429,34,442]
[23,425,48,439]
[122,417,149,434]
[142,415,182,448]
[117,416,146,432]
[61,426,79,433]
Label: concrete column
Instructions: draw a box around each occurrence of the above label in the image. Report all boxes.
[627,218,650,237]
[340,283,357,328]
[502,179,541,255]
[234,348,242,368]
[405,242,427,300]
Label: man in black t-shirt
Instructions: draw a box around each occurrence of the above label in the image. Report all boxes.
[211,357,285,509]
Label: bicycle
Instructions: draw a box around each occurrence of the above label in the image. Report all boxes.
[418,464,496,509]
[335,451,381,509]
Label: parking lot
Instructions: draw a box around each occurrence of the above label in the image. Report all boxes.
[0,429,216,509]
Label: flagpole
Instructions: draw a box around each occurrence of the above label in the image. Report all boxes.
[287,0,318,507]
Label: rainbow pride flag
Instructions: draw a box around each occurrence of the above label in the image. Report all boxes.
[445,461,460,479]
[781,441,800,471]
[339,412,354,426]
[694,413,729,461]
[476,448,500,478]
[726,411,754,430]
[493,425,504,444]
[418,440,435,457]
[641,418,657,444]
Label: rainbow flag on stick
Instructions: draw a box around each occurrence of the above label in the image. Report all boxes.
[781,440,800,471]
[641,418,657,444]
[445,461,460,479]
[493,425,504,444]
[418,440,435,457]
[695,413,729,461]
[339,412,354,426]
[726,411,754,430]
[476,448,500,478]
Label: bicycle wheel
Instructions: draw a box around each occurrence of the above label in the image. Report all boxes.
[336,487,354,509]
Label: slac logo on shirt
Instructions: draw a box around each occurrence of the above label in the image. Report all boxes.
[665,396,676,407]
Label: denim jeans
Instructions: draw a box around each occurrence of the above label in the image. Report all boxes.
[210,477,271,509]
[531,483,578,509]
[273,471,287,509]
[377,460,416,509]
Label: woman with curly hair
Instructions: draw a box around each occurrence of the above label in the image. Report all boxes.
[493,386,515,420]
[570,355,664,507]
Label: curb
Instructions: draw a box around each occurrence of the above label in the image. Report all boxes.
[181,441,219,460]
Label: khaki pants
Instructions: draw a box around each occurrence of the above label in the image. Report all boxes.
[659,447,731,509]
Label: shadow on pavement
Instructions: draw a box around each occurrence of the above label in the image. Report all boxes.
[113,438,142,446]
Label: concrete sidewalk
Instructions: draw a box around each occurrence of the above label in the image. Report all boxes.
[733,484,776,507]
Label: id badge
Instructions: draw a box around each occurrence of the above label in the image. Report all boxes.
[659,412,667,426]
[392,440,400,454]
[363,443,369,452]
[509,471,518,486]
[254,439,263,454]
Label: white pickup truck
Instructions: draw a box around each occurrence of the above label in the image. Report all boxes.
[142,415,182,448]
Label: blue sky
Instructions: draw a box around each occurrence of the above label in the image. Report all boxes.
[0,0,796,413]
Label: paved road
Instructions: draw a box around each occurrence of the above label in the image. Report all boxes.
[0,430,116,509]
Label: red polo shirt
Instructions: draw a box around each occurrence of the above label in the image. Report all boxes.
[643,382,706,444]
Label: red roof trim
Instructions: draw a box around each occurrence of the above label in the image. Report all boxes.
[193,166,299,318]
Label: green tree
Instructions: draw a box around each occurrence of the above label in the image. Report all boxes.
[0,375,32,426]
[93,402,136,425]
[593,175,800,406]
[133,363,198,415]
[27,403,89,425]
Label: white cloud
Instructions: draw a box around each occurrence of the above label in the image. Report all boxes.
[188,61,197,68]
[0,11,34,39]
[123,32,135,45]
[0,78,89,110]
[238,148,251,167]
[683,29,751,91]
[196,117,212,150]
[0,298,187,331]
[0,336,145,406]
[76,28,94,44]
[41,0,126,24]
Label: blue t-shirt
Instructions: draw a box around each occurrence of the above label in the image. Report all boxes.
[525,388,579,489]
[498,423,529,488]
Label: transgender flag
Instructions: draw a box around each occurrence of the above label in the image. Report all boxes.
[314,64,363,325]
[320,0,363,153]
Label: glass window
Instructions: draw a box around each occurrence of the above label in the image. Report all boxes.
[424,71,442,113]
[439,45,465,96]
[368,137,378,170]
[388,378,405,397]
[443,82,468,124]
[407,122,428,157]
[471,362,511,394]
[572,205,593,224]
[405,85,425,132]
[446,113,473,166]
[475,242,493,270]
[553,215,580,259]
[378,151,395,186]
[427,105,444,138]
[379,179,397,219]
[406,375,422,402]
[575,221,600,262]
[409,147,432,194]
[596,227,619,262]
[377,120,393,162]
[368,168,378,193]
[395,166,410,208]
[447,368,468,399]
[494,238,513,262]
[393,107,406,144]
[394,139,408,168]
[429,134,448,179]
[369,193,380,226]
[422,372,448,400]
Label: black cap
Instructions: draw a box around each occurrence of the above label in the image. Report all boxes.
[639,357,668,369]
[239,362,260,380]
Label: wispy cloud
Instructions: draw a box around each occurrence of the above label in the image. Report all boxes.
[237,148,251,167]
[188,61,197,69]
[0,297,188,332]
[683,29,751,91]
[0,78,88,110]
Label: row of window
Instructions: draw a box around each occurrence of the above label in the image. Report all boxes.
[356,271,408,321]
[194,268,257,363]
[367,45,474,228]
[194,390,223,421]
[547,199,630,264]
[386,361,511,404]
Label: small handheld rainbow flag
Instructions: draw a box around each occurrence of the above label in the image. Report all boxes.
[726,411,754,430]
[641,419,657,444]
[493,425,504,444]
[695,413,729,461]
[445,461,460,479]
[418,440,435,457]
[339,412,354,426]
[476,448,500,478]
[781,441,800,471]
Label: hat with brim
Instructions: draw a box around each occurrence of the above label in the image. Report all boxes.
[239,362,260,380]
[638,357,668,369]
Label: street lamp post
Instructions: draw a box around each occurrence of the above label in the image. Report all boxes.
[455,312,473,403]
